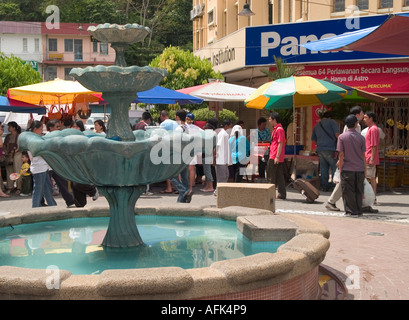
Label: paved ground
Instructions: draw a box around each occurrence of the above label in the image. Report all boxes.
[1,182,409,300]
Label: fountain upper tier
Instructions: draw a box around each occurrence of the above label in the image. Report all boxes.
[70,23,168,140]
[87,23,152,67]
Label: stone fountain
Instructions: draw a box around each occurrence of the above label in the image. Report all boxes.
[18,23,215,248]
[8,23,333,301]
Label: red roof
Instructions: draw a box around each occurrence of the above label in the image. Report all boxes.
[41,22,98,35]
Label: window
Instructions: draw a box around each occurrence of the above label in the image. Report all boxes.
[100,43,108,55]
[405,0,409,6]
[356,0,369,10]
[93,41,98,53]
[379,0,393,8]
[48,38,57,51]
[333,0,345,12]
[34,38,40,52]
[22,38,28,52]
[208,9,214,25]
[74,39,83,60]
[64,39,73,52]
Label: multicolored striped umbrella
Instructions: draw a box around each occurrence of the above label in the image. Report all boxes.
[245,76,347,110]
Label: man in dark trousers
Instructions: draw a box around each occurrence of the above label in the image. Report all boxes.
[266,112,286,200]
[311,111,340,192]
[337,114,366,217]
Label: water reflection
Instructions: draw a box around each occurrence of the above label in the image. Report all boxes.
[0,216,284,275]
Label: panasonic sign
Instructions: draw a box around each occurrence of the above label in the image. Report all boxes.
[245,14,403,66]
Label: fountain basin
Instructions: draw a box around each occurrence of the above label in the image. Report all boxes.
[69,65,167,93]
[18,129,215,186]
[0,205,330,300]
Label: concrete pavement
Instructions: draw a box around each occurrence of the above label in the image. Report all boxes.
[1,182,409,300]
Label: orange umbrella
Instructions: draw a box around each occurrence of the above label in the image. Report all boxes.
[7,78,101,106]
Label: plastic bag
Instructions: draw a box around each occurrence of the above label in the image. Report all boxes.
[333,168,340,184]
[362,179,375,207]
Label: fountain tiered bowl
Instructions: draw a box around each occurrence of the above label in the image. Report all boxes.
[18,23,215,248]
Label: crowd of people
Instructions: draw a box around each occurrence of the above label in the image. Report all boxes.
[0,118,101,208]
[1,105,383,217]
[148,109,288,203]
[312,105,383,217]
[1,109,288,207]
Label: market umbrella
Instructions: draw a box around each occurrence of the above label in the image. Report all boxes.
[245,76,347,110]
[0,96,46,114]
[322,79,388,103]
[301,13,409,56]
[7,78,101,106]
[245,76,347,170]
[133,86,203,105]
[177,81,256,102]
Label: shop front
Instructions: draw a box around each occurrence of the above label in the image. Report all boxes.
[298,61,409,189]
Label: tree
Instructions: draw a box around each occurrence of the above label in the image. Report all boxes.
[0,53,42,96]
[0,3,22,21]
[150,46,223,90]
[149,46,223,110]
[124,0,193,66]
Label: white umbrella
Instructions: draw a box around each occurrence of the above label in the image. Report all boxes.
[177,81,256,102]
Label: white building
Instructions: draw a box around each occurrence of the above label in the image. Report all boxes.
[0,21,42,74]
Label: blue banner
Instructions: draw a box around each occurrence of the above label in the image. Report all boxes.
[245,13,403,66]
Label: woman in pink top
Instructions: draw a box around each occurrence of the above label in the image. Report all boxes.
[267,112,286,199]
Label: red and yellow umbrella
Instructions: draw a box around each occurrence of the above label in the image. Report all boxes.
[7,78,101,106]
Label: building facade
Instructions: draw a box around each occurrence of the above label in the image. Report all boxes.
[0,21,115,82]
[0,21,42,74]
[192,0,409,152]
[41,22,115,81]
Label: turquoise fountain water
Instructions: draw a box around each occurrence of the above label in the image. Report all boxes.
[18,24,215,248]
[0,216,284,274]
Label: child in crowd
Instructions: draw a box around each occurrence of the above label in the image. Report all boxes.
[20,151,32,196]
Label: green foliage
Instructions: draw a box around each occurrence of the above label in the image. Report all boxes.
[0,3,22,21]
[192,108,216,121]
[151,108,175,123]
[190,108,238,123]
[260,55,304,80]
[0,53,42,96]
[149,46,222,111]
[40,0,119,23]
[218,109,238,123]
[149,46,223,90]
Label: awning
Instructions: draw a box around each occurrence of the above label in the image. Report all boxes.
[301,13,409,56]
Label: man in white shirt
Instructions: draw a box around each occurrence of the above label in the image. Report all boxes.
[214,119,233,195]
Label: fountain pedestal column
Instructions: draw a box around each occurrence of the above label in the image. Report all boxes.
[99,185,146,248]
[102,92,136,141]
